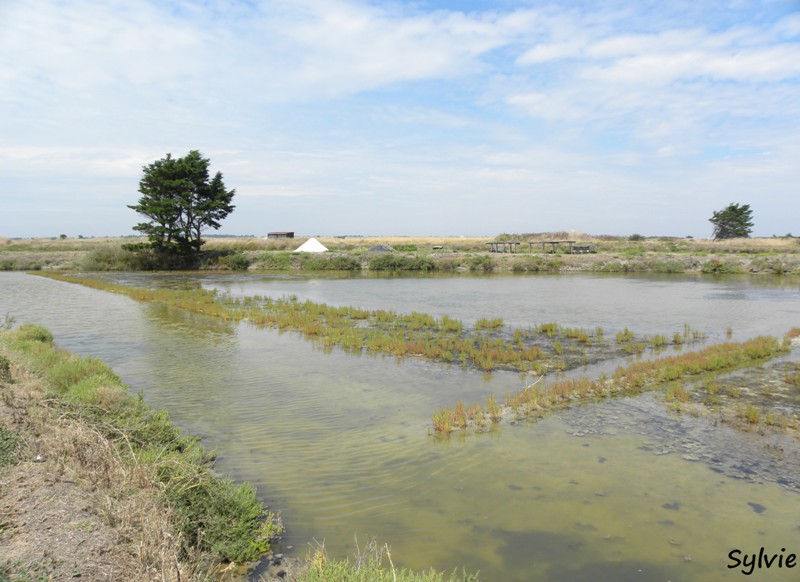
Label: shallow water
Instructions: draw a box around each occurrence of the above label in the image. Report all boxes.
[2,271,800,581]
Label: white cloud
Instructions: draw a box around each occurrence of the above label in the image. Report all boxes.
[0,0,798,237]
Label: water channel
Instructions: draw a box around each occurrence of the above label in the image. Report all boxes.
[2,271,799,581]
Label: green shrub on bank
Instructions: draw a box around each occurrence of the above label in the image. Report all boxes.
[1,325,280,565]
[14,323,53,343]
[651,261,686,274]
[257,251,293,270]
[224,252,252,271]
[369,254,435,272]
[701,259,743,274]
[467,255,494,272]
[299,254,362,271]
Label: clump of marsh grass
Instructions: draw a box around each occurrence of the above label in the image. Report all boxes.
[299,538,479,582]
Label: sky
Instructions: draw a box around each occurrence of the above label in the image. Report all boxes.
[1,0,799,238]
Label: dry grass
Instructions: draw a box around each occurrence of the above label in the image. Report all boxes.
[1,330,276,580]
[0,349,191,581]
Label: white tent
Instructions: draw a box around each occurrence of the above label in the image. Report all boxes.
[293,237,328,253]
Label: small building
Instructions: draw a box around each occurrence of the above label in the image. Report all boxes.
[266,231,294,239]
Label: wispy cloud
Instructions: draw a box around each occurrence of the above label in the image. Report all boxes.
[1,0,798,237]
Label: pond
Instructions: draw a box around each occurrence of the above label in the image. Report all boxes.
[2,271,799,581]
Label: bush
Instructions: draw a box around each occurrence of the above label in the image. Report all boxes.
[652,261,686,274]
[300,254,362,271]
[14,324,53,343]
[257,251,293,270]
[225,252,251,271]
[468,255,494,272]
[701,259,742,274]
[369,254,435,272]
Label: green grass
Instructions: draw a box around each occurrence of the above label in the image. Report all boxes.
[0,424,18,468]
[299,541,478,582]
[435,334,793,433]
[1,325,280,565]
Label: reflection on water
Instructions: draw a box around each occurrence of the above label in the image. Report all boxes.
[2,272,800,581]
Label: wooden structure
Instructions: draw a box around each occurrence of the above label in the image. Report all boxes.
[267,231,294,239]
[486,241,521,253]
[528,240,576,254]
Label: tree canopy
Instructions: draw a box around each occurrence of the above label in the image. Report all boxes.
[128,150,235,257]
[709,203,754,240]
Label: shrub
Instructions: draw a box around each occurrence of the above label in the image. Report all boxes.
[257,251,293,270]
[14,324,53,343]
[701,259,742,275]
[300,254,362,271]
[468,255,494,272]
[225,252,251,271]
[369,254,435,272]
[652,261,686,274]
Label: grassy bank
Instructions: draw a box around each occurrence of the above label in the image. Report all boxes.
[0,324,281,580]
[2,234,799,274]
[433,331,799,435]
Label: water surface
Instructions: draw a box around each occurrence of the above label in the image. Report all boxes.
[2,271,799,581]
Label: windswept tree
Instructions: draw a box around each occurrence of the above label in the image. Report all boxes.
[709,203,754,240]
[128,150,235,257]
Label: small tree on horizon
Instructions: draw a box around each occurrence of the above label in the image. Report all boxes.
[128,150,235,260]
[709,203,754,240]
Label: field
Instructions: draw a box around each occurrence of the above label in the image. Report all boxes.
[1,234,799,274]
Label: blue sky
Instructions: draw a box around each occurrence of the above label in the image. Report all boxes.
[1,0,799,238]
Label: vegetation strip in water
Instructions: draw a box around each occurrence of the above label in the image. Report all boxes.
[297,539,479,582]
[32,273,705,375]
[0,323,281,576]
[432,332,799,434]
